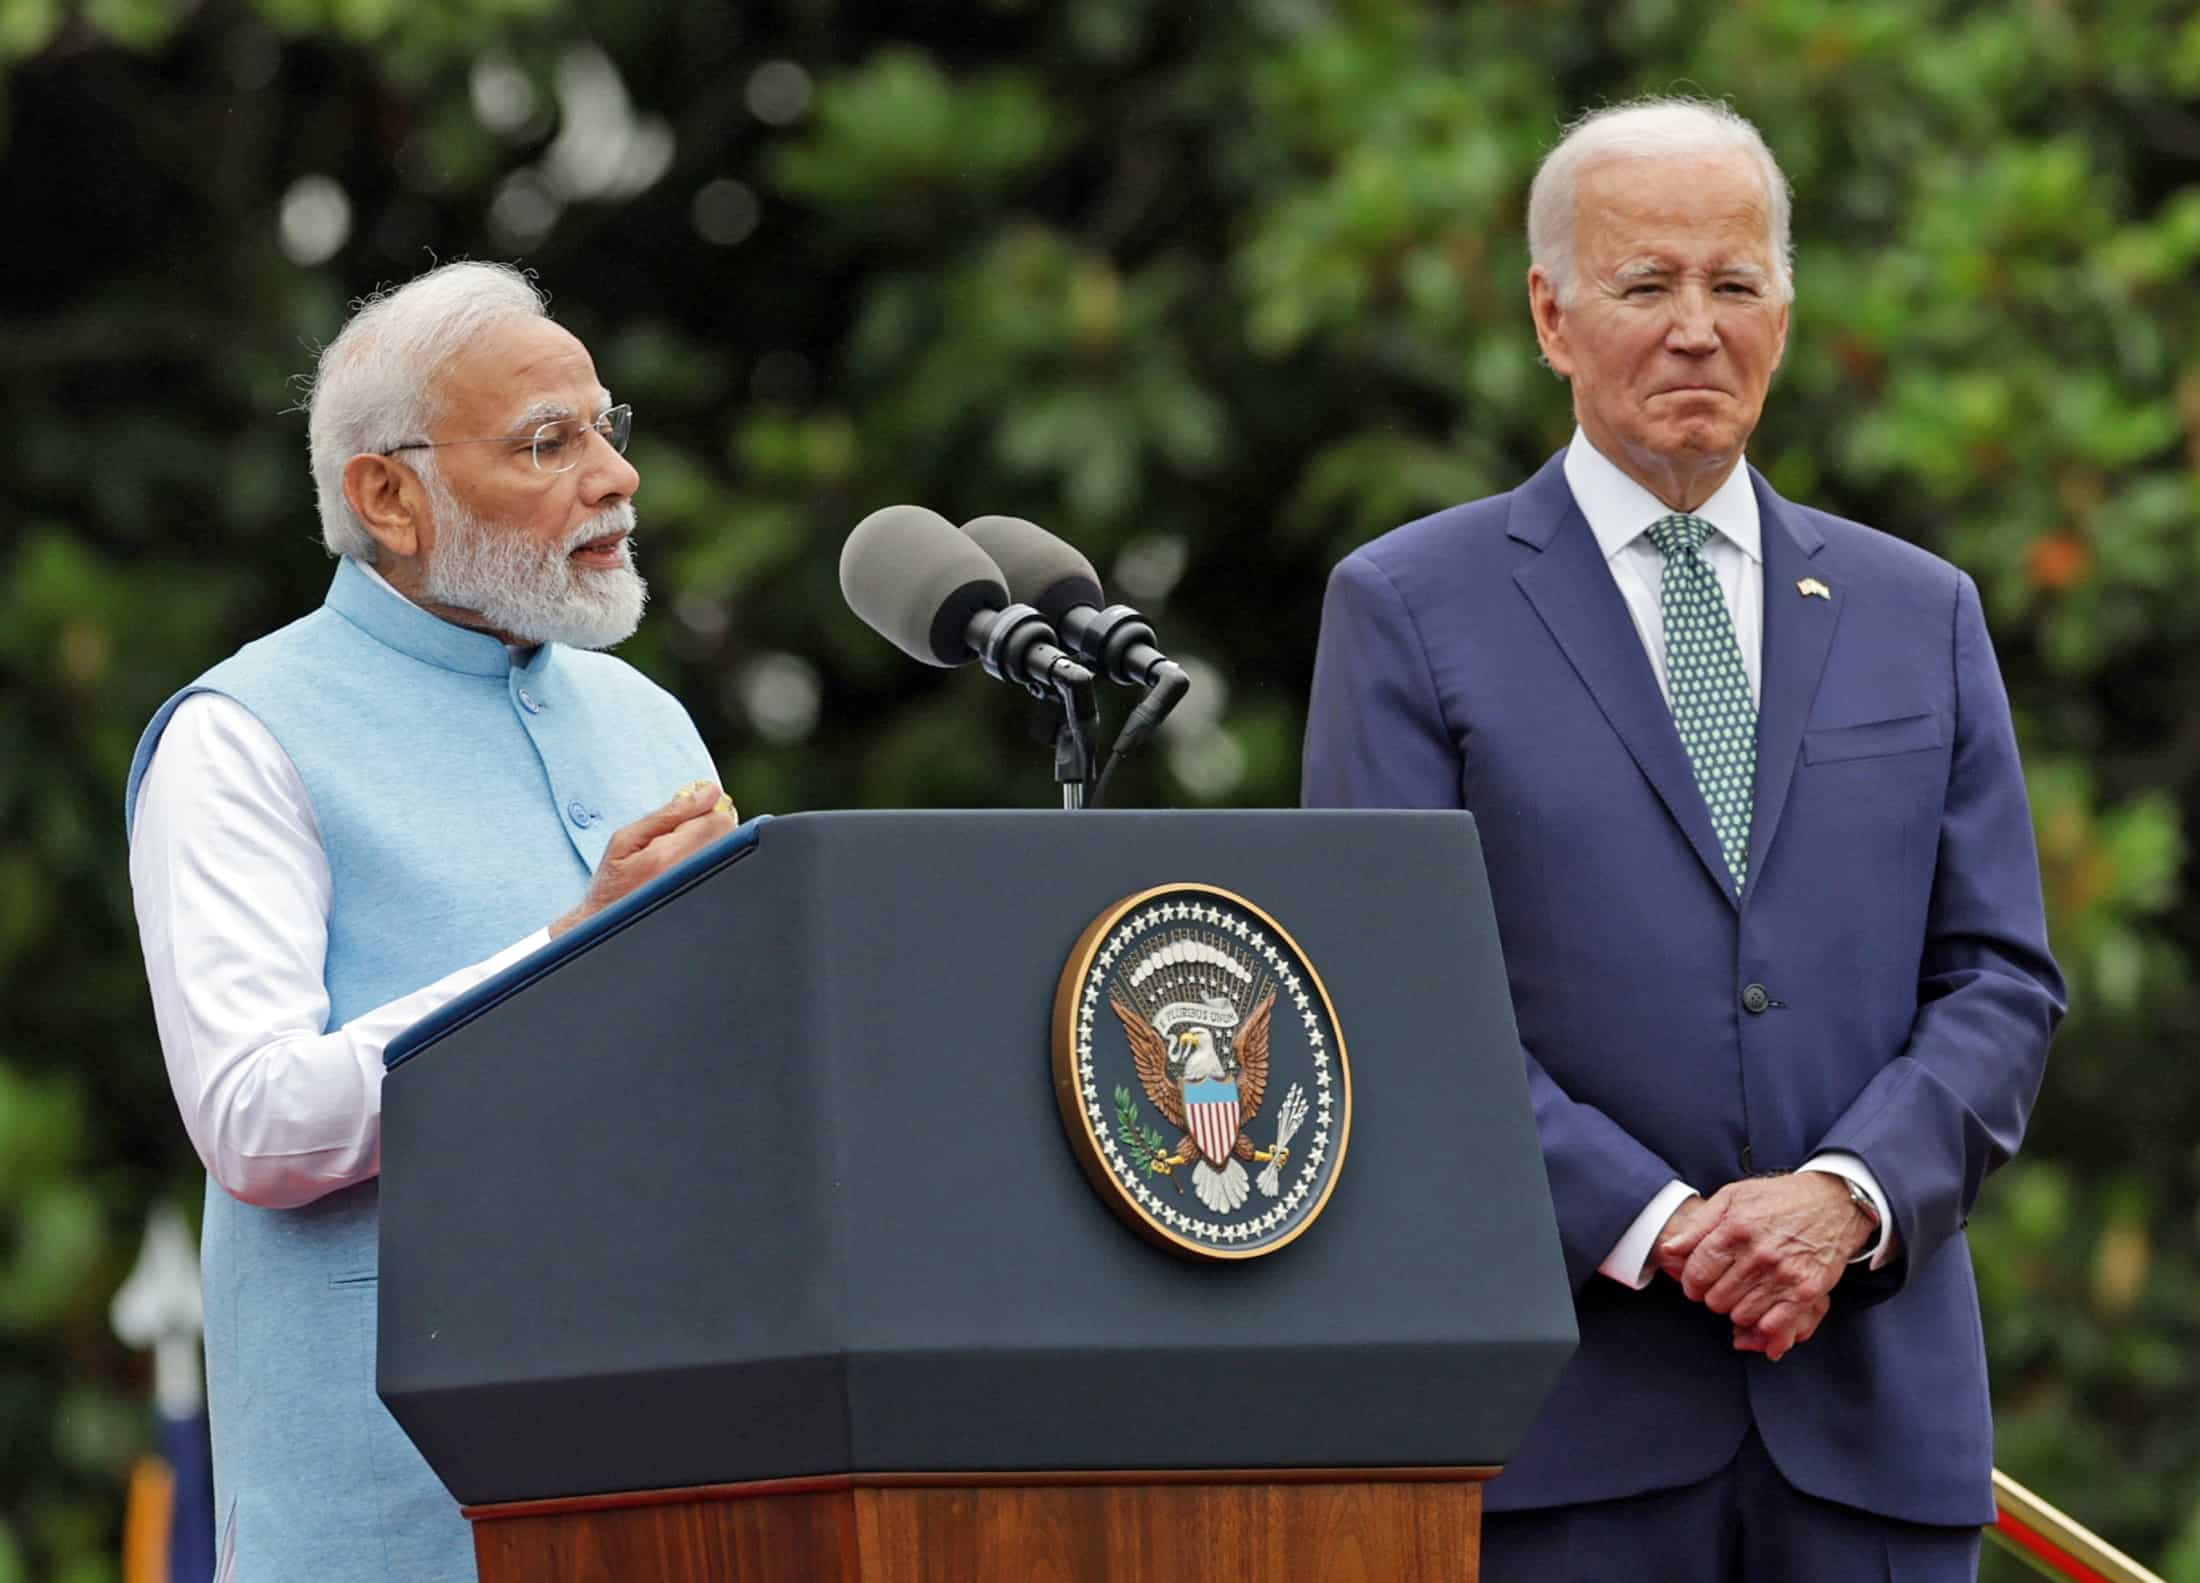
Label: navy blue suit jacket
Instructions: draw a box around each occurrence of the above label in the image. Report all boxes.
[1303,449,2064,1525]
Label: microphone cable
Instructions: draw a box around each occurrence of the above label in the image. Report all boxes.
[1090,662,1190,810]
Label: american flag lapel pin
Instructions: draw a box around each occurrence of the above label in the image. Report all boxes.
[1797,577,1831,600]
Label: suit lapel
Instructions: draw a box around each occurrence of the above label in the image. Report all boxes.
[1509,455,1738,908]
[1741,472,1838,908]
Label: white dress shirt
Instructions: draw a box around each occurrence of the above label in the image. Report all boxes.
[129,564,552,1209]
[1562,433,1895,1287]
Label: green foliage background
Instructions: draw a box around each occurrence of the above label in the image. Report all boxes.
[3,1,2197,1577]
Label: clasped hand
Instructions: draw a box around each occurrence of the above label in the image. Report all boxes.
[1653,1174,1873,1362]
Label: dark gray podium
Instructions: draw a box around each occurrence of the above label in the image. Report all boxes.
[378,810,1575,1582]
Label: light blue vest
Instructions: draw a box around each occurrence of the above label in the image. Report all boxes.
[125,558,715,1583]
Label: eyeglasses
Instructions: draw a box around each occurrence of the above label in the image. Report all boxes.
[383,404,633,475]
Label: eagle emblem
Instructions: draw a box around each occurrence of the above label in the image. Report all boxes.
[1052,885,1350,1261]
[1112,939,1279,1213]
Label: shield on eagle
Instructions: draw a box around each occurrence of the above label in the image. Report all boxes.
[1183,1078,1240,1167]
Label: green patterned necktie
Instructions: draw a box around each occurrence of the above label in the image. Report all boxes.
[1644,512,1756,893]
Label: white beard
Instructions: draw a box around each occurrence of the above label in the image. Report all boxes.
[419,477,647,650]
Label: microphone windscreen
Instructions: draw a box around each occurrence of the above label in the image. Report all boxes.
[841,505,1009,666]
[960,515,1104,626]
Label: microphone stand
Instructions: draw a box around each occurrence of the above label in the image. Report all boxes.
[1050,672,1099,810]
[972,602,1098,808]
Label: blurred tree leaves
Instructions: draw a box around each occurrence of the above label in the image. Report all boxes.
[773,47,1064,222]
[4,0,2200,1577]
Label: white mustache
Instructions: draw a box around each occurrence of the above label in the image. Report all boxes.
[564,503,637,554]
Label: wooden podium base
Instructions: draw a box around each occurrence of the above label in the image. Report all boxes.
[468,1467,1494,1582]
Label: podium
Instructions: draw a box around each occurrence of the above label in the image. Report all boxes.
[378,810,1577,1581]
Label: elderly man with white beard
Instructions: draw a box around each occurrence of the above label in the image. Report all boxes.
[124,261,736,1583]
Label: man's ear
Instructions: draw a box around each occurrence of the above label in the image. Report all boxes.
[1527,266,1575,378]
[341,454,426,562]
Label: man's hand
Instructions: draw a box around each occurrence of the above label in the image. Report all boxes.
[1655,1179,1851,1360]
[1651,1192,1718,1284]
[549,783,739,938]
[1731,1294,1830,1362]
[1664,1172,1873,1340]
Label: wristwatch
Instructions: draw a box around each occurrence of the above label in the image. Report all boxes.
[1841,1175,1881,1230]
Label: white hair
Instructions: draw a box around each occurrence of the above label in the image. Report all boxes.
[1527,97,1793,305]
[303,260,549,560]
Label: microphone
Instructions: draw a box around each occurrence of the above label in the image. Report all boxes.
[840,505,1094,697]
[959,515,1185,689]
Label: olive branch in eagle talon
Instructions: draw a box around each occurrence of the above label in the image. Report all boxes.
[1111,984,1279,1213]
[1113,1087,1183,1191]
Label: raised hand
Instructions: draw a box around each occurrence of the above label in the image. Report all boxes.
[549,783,739,938]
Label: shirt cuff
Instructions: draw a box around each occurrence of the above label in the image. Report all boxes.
[1799,1153,1896,1269]
[340,928,555,1072]
[1600,1179,1699,1290]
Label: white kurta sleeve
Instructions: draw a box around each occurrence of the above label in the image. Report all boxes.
[129,693,548,1209]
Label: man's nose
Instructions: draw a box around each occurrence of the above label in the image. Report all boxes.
[1666,285,1722,353]
[577,431,641,505]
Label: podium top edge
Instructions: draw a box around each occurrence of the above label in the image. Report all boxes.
[383,808,1480,1071]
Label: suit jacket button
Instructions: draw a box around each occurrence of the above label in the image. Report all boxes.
[1741,984,1771,1014]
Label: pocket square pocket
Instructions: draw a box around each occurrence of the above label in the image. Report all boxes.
[1803,713,1944,764]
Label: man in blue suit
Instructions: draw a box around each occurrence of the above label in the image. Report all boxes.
[1304,98,2063,1580]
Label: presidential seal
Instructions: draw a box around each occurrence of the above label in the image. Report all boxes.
[1052,884,1350,1260]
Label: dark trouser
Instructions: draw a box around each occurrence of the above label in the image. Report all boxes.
[1482,1427,1981,1582]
